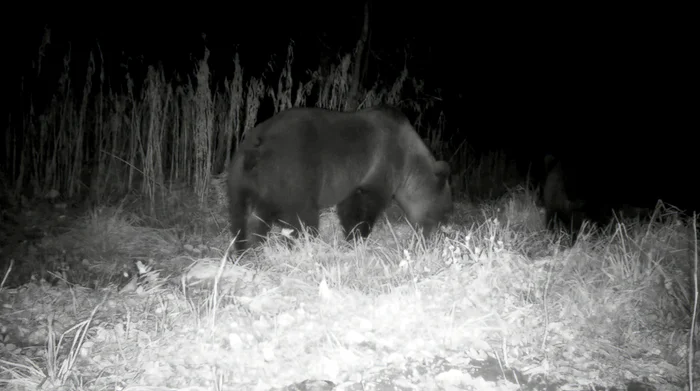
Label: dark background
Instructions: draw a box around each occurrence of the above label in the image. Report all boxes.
[1,5,695,211]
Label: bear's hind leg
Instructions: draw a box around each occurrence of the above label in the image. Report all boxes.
[337,188,390,241]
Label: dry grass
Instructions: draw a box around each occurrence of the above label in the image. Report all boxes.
[1,189,695,390]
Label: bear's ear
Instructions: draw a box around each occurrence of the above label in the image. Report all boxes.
[434,161,451,181]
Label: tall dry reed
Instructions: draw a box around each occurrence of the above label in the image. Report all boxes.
[5,28,519,212]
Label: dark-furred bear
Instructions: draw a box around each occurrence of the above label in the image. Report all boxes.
[542,154,587,241]
[227,105,453,254]
[542,154,619,244]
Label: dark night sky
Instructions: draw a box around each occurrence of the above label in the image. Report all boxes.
[2,5,696,209]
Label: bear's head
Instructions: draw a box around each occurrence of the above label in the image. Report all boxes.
[396,159,453,237]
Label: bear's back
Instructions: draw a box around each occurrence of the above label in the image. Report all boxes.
[246,106,411,144]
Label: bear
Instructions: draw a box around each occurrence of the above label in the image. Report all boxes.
[541,154,591,244]
[542,153,637,244]
[227,105,453,254]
